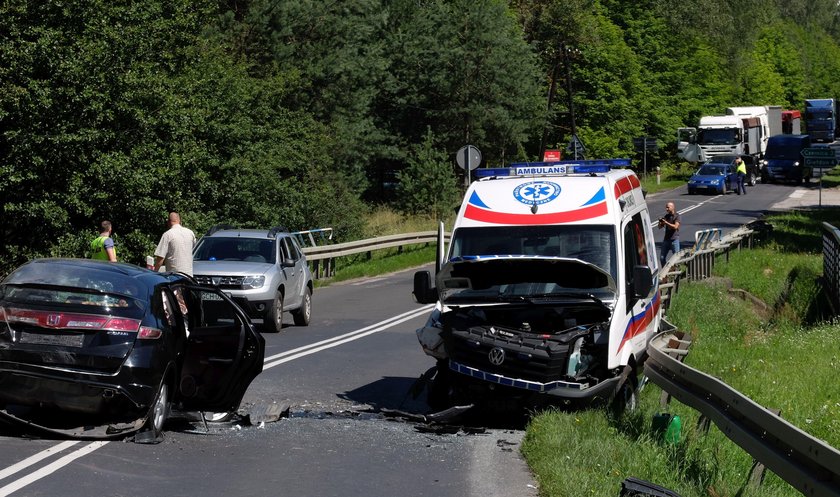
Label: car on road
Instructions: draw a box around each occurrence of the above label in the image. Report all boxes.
[0,259,265,440]
[192,226,313,332]
[687,162,737,195]
[703,154,760,186]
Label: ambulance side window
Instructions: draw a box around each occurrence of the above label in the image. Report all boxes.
[623,213,648,302]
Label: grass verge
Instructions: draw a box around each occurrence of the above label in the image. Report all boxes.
[521,208,840,497]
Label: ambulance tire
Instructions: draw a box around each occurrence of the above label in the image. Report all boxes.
[611,374,638,416]
[427,364,452,411]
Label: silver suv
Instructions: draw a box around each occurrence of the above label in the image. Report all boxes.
[192,226,313,332]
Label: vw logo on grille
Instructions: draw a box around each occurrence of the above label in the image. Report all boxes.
[488,347,506,366]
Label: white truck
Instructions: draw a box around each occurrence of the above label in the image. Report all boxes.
[412,159,661,413]
[677,105,782,184]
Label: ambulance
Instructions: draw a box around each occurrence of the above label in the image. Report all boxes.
[412,159,661,411]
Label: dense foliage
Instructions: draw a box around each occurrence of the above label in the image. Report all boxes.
[3,0,840,272]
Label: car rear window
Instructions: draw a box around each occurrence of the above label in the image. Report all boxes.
[0,261,147,317]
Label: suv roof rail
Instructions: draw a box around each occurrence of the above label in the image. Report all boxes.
[206,224,237,236]
[267,226,289,239]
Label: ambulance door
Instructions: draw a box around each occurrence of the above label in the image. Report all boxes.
[621,212,657,353]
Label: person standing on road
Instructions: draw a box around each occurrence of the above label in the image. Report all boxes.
[153,211,196,275]
[658,202,681,265]
[735,157,747,195]
[90,220,117,262]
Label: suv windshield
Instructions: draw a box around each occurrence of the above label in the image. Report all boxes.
[194,237,276,264]
[449,225,616,281]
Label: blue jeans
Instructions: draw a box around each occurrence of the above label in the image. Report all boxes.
[661,239,680,265]
[736,173,746,194]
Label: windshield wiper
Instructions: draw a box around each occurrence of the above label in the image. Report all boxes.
[518,292,611,312]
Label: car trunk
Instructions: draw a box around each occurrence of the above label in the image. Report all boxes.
[0,292,146,374]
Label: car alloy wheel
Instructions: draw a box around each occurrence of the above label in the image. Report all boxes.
[265,291,284,333]
[292,288,311,326]
[150,381,170,436]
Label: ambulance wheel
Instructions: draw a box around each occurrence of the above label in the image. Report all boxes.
[428,364,452,411]
[611,374,638,415]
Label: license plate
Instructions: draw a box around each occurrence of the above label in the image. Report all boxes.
[201,292,223,301]
[19,332,84,347]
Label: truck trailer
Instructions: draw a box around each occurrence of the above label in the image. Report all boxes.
[804,99,836,142]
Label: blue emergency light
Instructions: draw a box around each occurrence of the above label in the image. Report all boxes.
[474,158,631,178]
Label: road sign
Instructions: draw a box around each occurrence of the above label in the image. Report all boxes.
[804,158,837,169]
[566,134,586,158]
[456,145,482,171]
[801,147,835,158]
[633,136,658,152]
[543,149,562,162]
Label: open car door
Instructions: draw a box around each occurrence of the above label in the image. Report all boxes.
[177,285,265,413]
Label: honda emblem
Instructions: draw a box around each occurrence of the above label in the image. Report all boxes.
[47,314,61,326]
[488,347,506,366]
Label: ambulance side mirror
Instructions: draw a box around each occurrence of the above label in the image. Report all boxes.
[632,265,653,298]
[413,270,437,304]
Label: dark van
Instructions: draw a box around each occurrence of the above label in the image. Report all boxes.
[762,134,812,184]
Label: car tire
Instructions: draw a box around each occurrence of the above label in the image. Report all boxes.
[687,188,695,195]
[748,172,757,186]
[721,182,727,195]
[148,380,170,438]
[265,291,284,333]
[292,287,312,326]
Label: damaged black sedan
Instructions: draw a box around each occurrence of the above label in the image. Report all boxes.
[0,259,265,440]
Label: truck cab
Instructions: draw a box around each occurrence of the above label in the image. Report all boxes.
[412,159,661,412]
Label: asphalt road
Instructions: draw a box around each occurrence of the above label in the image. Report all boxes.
[0,179,831,497]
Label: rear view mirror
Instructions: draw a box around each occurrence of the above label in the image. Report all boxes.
[413,271,437,304]
[632,265,653,298]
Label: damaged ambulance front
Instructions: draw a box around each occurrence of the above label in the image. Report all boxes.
[414,254,652,410]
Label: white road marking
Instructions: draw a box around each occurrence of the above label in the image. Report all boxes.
[0,441,79,482]
[790,189,806,198]
[0,305,436,494]
[0,442,107,496]
[263,305,434,369]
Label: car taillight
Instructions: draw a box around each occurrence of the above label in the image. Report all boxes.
[0,306,141,332]
[138,326,162,339]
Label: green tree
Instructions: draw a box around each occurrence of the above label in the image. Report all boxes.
[395,129,460,221]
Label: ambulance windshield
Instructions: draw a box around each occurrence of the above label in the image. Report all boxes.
[448,225,616,281]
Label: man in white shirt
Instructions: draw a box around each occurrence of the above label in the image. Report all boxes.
[153,212,197,276]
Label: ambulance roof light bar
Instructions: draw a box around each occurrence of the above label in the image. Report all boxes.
[474,159,632,179]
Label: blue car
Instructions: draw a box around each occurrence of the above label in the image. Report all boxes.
[687,162,737,195]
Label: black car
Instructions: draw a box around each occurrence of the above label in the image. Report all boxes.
[0,259,265,440]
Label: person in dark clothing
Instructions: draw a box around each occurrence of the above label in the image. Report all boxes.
[658,202,681,265]
[735,157,747,195]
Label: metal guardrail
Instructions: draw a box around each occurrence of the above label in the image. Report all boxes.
[651,220,840,496]
[300,231,449,279]
[823,222,840,313]
[646,322,840,497]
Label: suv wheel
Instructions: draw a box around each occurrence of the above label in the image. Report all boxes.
[292,287,312,326]
[265,291,284,333]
